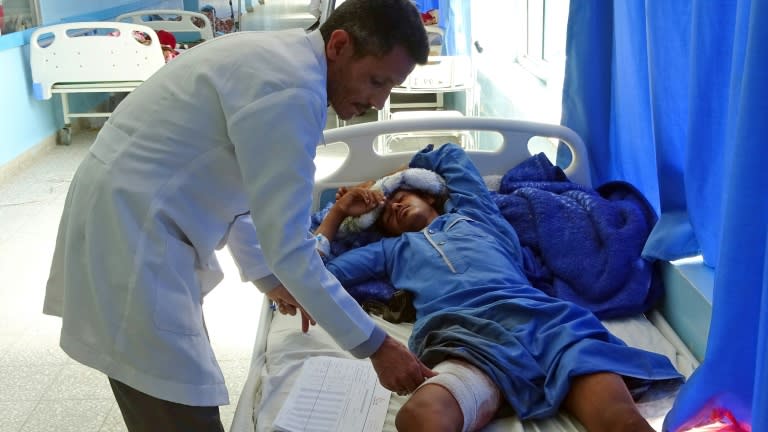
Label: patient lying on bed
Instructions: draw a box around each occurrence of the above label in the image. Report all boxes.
[313,143,683,432]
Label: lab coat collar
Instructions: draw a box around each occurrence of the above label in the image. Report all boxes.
[307,30,328,106]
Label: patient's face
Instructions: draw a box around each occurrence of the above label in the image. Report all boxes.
[326,31,415,120]
[379,190,439,236]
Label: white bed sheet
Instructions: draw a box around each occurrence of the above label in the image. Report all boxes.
[233,306,697,432]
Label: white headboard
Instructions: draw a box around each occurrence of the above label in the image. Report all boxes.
[30,22,166,100]
[115,9,215,42]
[314,117,590,210]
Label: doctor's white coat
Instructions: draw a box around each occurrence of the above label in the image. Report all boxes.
[44,29,384,406]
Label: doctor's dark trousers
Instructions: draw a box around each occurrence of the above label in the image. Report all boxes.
[109,378,225,432]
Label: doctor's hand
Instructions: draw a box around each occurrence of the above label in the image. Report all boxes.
[266,284,316,333]
[370,334,436,396]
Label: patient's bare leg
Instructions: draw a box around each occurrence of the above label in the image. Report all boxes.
[395,383,463,432]
[395,359,500,432]
[562,372,655,432]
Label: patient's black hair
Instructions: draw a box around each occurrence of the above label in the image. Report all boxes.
[320,0,429,65]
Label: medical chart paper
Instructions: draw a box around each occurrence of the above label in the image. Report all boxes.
[272,356,391,432]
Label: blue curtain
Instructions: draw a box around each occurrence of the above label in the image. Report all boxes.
[561,0,767,430]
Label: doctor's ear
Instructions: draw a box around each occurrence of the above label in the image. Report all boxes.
[326,30,354,60]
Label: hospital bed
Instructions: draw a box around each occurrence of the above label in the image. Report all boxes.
[378,56,477,155]
[381,56,476,119]
[115,9,215,44]
[30,21,166,145]
[369,56,477,155]
[230,117,700,432]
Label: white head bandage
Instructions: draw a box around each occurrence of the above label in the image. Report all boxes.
[338,168,447,235]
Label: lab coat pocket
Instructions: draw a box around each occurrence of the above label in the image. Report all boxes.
[153,236,203,336]
[88,123,127,165]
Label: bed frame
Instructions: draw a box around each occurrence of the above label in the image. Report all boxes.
[115,9,215,43]
[30,21,166,145]
[231,117,698,432]
[313,116,590,207]
[380,55,477,123]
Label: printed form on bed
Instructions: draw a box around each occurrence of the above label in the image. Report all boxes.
[273,356,391,432]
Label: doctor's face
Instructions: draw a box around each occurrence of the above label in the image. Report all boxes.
[325,30,415,120]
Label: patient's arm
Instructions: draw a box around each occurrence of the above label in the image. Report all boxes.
[315,187,384,243]
[334,164,408,201]
[335,180,375,201]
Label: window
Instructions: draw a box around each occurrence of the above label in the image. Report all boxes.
[517,0,569,84]
[0,0,39,35]
[469,0,569,125]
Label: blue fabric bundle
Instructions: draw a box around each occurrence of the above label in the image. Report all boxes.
[494,153,661,319]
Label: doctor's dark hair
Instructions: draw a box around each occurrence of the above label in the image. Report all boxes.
[320,0,429,65]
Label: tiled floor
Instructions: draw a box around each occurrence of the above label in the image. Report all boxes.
[0,129,261,431]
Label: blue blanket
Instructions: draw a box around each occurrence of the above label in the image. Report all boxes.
[312,153,661,319]
[493,153,661,318]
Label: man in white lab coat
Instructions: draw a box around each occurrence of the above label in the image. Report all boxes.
[43,0,431,430]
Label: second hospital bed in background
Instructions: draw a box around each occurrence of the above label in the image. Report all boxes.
[29,21,165,145]
[29,11,215,146]
[229,117,700,432]
[115,9,215,44]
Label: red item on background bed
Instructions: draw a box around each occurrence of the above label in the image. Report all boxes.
[156,30,179,62]
[156,29,176,48]
[421,9,438,25]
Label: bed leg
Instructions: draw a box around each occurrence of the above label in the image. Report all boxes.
[58,93,72,146]
[57,126,72,146]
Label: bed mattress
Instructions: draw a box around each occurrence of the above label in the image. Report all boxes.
[234,307,697,432]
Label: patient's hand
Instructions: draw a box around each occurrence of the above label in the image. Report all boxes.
[315,188,383,244]
[335,180,376,201]
[332,188,384,217]
[334,165,408,201]
[266,284,316,333]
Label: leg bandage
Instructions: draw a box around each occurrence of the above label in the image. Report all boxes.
[418,359,501,432]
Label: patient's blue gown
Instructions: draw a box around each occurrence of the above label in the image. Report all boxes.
[327,144,683,419]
